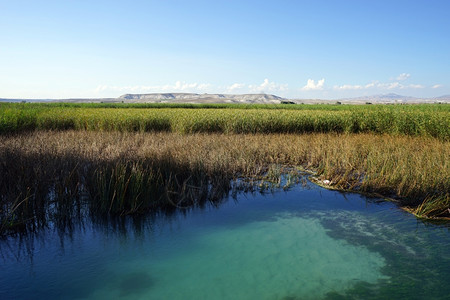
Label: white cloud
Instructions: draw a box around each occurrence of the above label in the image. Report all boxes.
[396,73,411,81]
[333,84,364,90]
[406,84,424,89]
[377,82,424,89]
[162,81,211,91]
[332,80,425,92]
[378,82,401,89]
[302,78,325,91]
[334,82,377,90]
[249,79,288,93]
[227,83,246,91]
[94,85,109,92]
[95,81,212,94]
[432,84,442,89]
[97,80,291,96]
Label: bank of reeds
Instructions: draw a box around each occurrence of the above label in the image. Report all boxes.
[1,131,448,233]
[1,104,449,139]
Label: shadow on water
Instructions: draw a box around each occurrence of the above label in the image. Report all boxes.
[2,169,448,267]
[1,151,450,299]
[0,149,236,236]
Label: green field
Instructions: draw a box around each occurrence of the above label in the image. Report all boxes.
[1,103,449,139]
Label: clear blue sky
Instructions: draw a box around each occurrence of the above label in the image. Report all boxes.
[1,0,449,99]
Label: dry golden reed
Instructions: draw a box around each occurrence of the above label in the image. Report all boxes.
[1,130,448,232]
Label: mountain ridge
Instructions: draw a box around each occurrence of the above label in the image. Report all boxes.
[336,93,449,104]
[0,93,449,104]
[119,93,285,103]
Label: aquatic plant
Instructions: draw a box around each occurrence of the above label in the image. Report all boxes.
[1,103,448,139]
[409,195,450,219]
[1,131,448,234]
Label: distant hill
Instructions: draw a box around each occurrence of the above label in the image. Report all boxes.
[1,93,449,104]
[336,93,449,104]
[433,95,450,101]
[118,93,285,104]
[0,98,52,103]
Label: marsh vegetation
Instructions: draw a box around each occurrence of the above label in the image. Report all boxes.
[0,103,449,234]
[1,102,448,138]
[0,131,448,233]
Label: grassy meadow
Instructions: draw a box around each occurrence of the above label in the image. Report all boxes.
[0,103,449,233]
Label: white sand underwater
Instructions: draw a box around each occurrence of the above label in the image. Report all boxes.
[88,212,388,300]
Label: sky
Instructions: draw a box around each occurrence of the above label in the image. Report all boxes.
[1,0,449,99]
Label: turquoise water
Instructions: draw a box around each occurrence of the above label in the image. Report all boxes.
[1,180,449,299]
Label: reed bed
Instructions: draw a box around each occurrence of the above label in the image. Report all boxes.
[1,131,448,233]
[1,103,449,139]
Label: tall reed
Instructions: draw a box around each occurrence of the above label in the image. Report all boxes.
[1,104,448,139]
[1,131,448,234]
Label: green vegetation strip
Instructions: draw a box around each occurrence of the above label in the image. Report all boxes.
[1,103,449,139]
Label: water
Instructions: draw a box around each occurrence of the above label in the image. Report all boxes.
[1,180,449,299]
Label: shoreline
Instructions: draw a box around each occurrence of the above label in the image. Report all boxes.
[1,131,448,234]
